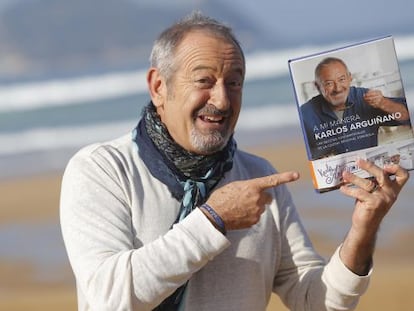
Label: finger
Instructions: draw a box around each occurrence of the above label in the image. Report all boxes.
[342,170,377,193]
[363,91,381,103]
[364,89,376,97]
[339,183,364,200]
[342,159,386,195]
[363,91,373,99]
[356,159,387,185]
[383,163,410,189]
[252,171,300,190]
[365,89,380,96]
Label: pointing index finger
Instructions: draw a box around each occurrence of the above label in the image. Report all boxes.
[253,172,300,190]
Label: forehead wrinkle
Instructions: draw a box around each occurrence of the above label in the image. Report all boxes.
[175,33,244,76]
[189,60,244,79]
[192,64,217,72]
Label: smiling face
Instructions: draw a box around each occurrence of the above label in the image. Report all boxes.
[147,30,245,155]
[315,60,352,110]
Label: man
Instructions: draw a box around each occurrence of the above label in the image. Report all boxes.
[300,57,411,160]
[60,12,409,311]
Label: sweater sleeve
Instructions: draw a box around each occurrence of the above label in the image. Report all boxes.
[60,146,230,311]
[272,185,370,311]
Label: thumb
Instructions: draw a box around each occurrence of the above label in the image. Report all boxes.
[252,171,300,190]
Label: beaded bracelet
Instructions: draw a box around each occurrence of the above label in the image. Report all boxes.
[200,203,226,235]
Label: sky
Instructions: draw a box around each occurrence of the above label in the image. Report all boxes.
[0,0,413,80]
[223,0,414,46]
[1,0,413,45]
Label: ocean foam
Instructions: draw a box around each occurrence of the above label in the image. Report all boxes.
[1,35,414,113]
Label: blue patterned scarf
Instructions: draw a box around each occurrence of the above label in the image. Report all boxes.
[132,102,235,310]
[132,102,235,223]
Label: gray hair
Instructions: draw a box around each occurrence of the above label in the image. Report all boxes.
[314,57,350,83]
[150,11,245,83]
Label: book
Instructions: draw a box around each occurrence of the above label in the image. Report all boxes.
[288,36,414,192]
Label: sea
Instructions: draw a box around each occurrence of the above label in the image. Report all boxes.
[2,35,414,179]
[1,35,414,286]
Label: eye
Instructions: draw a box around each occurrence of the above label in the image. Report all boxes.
[195,77,214,88]
[228,80,242,88]
[226,77,243,90]
[323,81,334,88]
[338,76,347,83]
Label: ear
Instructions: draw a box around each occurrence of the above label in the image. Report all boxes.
[147,67,167,109]
[314,81,321,93]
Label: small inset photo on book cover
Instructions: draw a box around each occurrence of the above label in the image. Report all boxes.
[288,36,414,192]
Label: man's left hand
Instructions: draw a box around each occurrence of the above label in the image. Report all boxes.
[340,158,409,231]
[338,158,409,275]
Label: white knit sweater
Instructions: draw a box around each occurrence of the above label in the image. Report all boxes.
[60,134,370,311]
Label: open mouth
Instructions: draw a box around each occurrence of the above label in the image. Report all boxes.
[199,115,225,124]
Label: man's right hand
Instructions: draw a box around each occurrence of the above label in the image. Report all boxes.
[205,172,299,230]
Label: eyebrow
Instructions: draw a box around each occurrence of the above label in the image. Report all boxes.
[192,65,216,72]
[192,65,244,76]
[323,75,347,82]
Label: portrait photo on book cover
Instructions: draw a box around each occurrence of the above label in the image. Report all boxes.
[289,36,414,162]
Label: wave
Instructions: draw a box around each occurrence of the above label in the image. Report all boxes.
[3,88,414,156]
[0,104,298,156]
[0,120,135,156]
[0,71,148,112]
[1,93,414,175]
[1,35,414,113]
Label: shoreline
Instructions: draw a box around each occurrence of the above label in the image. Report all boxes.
[0,125,304,181]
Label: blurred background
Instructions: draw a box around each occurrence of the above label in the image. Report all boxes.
[1,0,413,310]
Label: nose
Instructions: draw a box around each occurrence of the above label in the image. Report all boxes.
[333,81,342,92]
[210,81,231,111]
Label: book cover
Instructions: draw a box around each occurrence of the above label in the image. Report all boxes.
[288,36,414,192]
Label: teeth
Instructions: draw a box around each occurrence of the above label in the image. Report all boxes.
[203,116,223,122]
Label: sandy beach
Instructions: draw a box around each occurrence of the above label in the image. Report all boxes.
[1,141,413,311]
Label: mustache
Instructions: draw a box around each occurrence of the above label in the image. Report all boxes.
[330,88,347,96]
[195,104,232,117]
